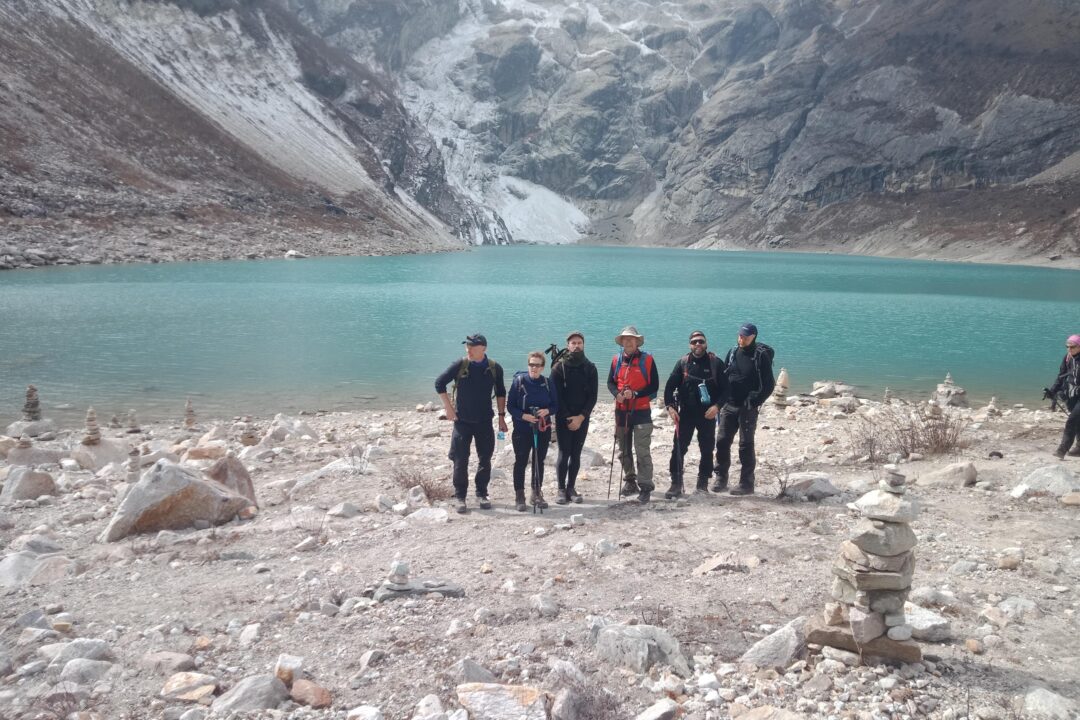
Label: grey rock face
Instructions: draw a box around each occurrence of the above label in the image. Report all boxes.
[211,675,289,714]
[0,467,57,504]
[594,624,691,677]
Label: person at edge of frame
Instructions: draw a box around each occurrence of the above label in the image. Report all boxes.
[435,333,507,514]
[663,330,726,498]
[607,325,660,504]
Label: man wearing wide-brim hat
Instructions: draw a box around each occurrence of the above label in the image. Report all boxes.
[607,325,660,503]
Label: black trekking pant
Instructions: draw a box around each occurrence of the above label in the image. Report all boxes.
[449,420,494,500]
[669,410,715,484]
[1057,396,1080,454]
[715,403,759,488]
[512,425,551,495]
[555,417,590,494]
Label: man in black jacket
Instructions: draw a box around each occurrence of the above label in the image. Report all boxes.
[551,331,599,504]
[714,323,775,495]
[435,334,507,513]
[664,331,726,498]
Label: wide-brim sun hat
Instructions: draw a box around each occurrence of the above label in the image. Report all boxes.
[614,325,645,345]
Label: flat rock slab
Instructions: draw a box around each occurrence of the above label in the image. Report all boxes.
[635,698,679,720]
[806,618,922,664]
[373,578,465,603]
[739,617,807,669]
[595,624,691,677]
[456,682,547,719]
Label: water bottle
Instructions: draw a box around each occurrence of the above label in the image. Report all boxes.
[698,381,711,405]
[496,430,506,453]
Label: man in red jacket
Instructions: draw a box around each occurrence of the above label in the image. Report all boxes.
[607,326,660,503]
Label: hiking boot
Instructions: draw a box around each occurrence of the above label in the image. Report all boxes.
[664,482,683,500]
[711,478,728,493]
[455,498,468,514]
[1068,447,1080,457]
[1054,448,1067,460]
[555,489,569,505]
[694,479,710,494]
[570,491,584,504]
[477,495,492,510]
[621,480,640,497]
[531,490,549,509]
[729,485,755,496]
[637,490,651,504]
[515,492,527,512]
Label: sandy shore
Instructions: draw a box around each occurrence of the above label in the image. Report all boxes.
[1,391,1079,719]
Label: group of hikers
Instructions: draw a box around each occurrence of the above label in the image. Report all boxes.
[1049,334,1080,460]
[434,324,775,514]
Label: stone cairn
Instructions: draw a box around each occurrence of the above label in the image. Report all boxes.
[22,385,41,421]
[184,398,196,430]
[772,367,790,406]
[882,387,893,404]
[985,396,1002,418]
[126,446,141,484]
[386,560,410,589]
[809,467,922,662]
[933,372,968,407]
[81,407,101,446]
[238,417,260,447]
[109,414,121,429]
[126,410,141,434]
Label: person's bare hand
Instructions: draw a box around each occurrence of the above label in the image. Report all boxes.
[704,406,719,420]
[667,407,680,424]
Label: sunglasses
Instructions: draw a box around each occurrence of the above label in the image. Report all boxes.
[528,363,544,368]
[689,339,706,345]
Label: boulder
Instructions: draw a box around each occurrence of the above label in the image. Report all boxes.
[185,441,227,461]
[917,462,977,487]
[456,682,547,719]
[5,419,56,438]
[161,672,218,702]
[1022,688,1077,719]
[903,603,952,642]
[264,414,316,443]
[849,519,917,556]
[450,658,500,684]
[1013,466,1080,498]
[204,453,257,504]
[853,489,920,523]
[0,435,16,458]
[59,658,114,684]
[291,678,332,708]
[211,675,289,714]
[0,550,81,589]
[140,651,196,674]
[739,617,806,669]
[635,698,679,720]
[786,472,841,501]
[0,467,57,504]
[595,624,691,676]
[100,460,249,542]
[70,439,129,472]
[5,444,63,467]
[46,638,113,668]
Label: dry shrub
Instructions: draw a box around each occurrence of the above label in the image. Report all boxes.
[760,458,803,499]
[849,404,969,460]
[391,466,453,502]
[559,677,624,719]
[290,506,328,541]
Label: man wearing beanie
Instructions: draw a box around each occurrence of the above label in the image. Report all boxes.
[1048,334,1080,459]
[550,331,599,504]
[663,331,727,497]
[714,322,775,495]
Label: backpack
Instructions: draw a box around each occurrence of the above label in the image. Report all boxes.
[611,351,658,400]
[724,343,775,393]
[681,351,719,384]
[511,371,550,411]
[451,357,501,404]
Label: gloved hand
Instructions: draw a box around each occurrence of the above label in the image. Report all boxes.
[1043,388,1055,400]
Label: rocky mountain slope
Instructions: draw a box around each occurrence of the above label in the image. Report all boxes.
[2,0,1078,266]
[293,0,1080,261]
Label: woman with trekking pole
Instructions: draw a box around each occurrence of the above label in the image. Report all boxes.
[508,351,560,512]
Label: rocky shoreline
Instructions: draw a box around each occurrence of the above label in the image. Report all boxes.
[2,382,1079,719]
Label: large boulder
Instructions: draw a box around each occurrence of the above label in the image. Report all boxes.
[739,616,807,669]
[70,438,130,472]
[1022,688,1077,719]
[211,674,289,714]
[5,419,56,438]
[917,462,977,487]
[100,460,250,542]
[204,453,257,505]
[1012,466,1080,499]
[0,467,57,504]
[786,472,841,501]
[6,444,63,467]
[595,624,691,677]
[263,414,316,443]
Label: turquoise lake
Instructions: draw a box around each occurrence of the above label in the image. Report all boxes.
[0,246,1077,423]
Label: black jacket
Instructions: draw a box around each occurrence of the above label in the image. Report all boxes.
[550,357,598,419]
[435,357,506,423]
[664,351,726,413]
[724,342,775,408]
[1051,353,1080,399]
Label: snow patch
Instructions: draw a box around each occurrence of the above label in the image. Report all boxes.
[490,176,587,244]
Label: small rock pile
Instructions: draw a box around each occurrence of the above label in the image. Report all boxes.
[933,373,968,407]
[184,398,196,429]
[23,384,42,421]
[808,468,923,663]
[81,406,101,446]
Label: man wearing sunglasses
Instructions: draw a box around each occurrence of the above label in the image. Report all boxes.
[664,331,726,498]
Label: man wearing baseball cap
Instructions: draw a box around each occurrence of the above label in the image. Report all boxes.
[663,330,726,497]
[714,322,775,495]
[435,334,507,513]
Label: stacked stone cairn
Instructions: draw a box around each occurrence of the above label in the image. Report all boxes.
[22,385,42,421]
[238,418,260,447]
[772,368,789,406]
[184,398,196,430]
[126,447,141,484]
[882,387,893,404]
[126,410,141,434]
[986,396,1002,418]
[809,467,922,663]
[933,372,968,407]
[109,414,121,429]
[81,407,101,446]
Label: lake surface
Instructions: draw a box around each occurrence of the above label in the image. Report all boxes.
[1,246,1077,424]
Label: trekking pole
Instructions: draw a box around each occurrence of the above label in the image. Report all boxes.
[607,403,619,500]
[673,417,683,499]
[531,415,543,515]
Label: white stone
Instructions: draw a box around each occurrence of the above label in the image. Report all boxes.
[456,683,547,719]
[904,603,952,641]
[1022,688,1077,719]
[1014,466,1080,498]
[635,698,679,720]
